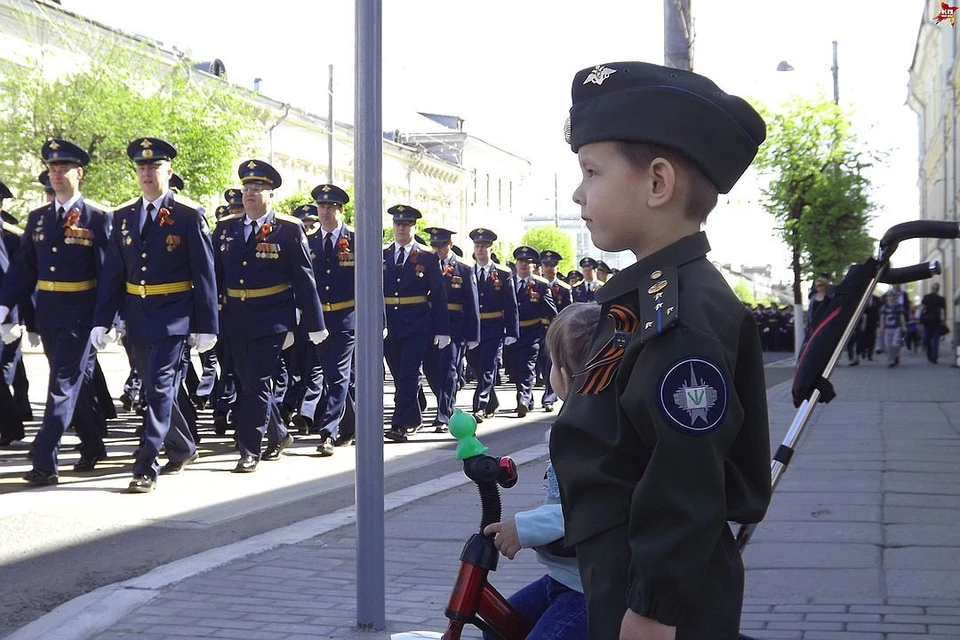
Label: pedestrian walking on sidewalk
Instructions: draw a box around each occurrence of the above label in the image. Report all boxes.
[881,289,907,368]
[483,302,600,640]
[920,282,947,364]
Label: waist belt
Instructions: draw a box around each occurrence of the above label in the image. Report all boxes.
[126,280,193,298]
[384,295,428,305]
[37,279,96,293]
[323,299,355,312]
[447,303,464,312]
[226,283,291,301]
[519,318,544,328]
[480,311,504,320]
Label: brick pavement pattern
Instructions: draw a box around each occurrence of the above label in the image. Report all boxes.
[36,354,960,638]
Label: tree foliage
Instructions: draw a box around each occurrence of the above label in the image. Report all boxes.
[732,280,755,305]
[0,36,258,214]
[520,226,576,274]
[754,96,876,303]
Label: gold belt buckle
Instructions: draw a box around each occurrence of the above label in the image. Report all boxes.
[138,284,147,298]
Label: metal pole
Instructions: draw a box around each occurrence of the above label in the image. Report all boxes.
[328,63,335,182]
[355,0,385,630]
[831,40,839,105]
[663,0,693,71]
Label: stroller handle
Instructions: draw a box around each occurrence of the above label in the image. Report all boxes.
[879,261,941,284]
[879,221,960,250]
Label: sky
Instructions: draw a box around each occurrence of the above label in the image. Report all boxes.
[59,0,929,281]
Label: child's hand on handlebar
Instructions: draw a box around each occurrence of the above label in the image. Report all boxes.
[483,519,521,560]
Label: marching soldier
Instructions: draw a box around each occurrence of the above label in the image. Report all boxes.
[422,227,479,432]
[382,205,450,442]
[214,160,326,472]
[596,260,612,282]
[468,228,518,422]
[294,185,358,455]
[0,139,109,484]
[508,246,557,417]
[538,250,571,412]
[92,137,219,493]
[566,269,584,290]
[572,257,602,302]
[0,180,31,446]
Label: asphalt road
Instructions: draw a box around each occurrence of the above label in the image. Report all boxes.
[0,346,794,637]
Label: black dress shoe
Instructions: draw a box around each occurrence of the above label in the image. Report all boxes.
[232,455,258,473]
[193,396,210,411]
[471,412,485,424]
[119,393,134,412]
[543,404,554,413]
[280,406,294,426]
[262,433,294,461]
[384,428,407,443]
[73,454,106,472]
[159,451,199,476]
[517,404,528,418]
[434,423,449,433]
[293,414,313,437]
[0,435,23,448]
[23,468,58,486]
[125,474,156,493]
[213,413,228,436]
[316,436,335,457]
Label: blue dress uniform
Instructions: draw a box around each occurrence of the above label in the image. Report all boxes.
[297,185,357,454]
[0,202,29,445]
[538,250,572,411]
[422,228,480,431]
[508,246,557,416]
[383,205,450,441]
[215,160,325,472]
[93,138,218,492]
[0,139,109,484]
[468,227,519,421]
[211,194,244,433]
[572,257,602,302]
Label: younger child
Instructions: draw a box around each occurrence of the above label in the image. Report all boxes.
[483,302,601,640]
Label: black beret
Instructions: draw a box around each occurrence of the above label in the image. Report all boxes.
[238,159,282,189]
[127,137,177,165]
[568,62,766,193]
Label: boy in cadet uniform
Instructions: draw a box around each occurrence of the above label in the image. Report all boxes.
[0,140,110,483]
[467,228,518,422]
[550,62,772,639]
[422,227,479,432]
[213,160,326,472]
[382,205,450,442]
[538,249,572,412]
[508,246,557,417]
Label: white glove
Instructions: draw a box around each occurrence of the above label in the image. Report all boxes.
[282,332,295,350]
[383,327,389,339]
[467,341,480,350]
[0,305,9,324]
[504,336,518,346]
[308,329,329,344]
[434,334,451,350]
[193,333,218,353]
[27,331,40,348]
[90,326,110,351]
[296,308,302,324]
[0,323,22,345]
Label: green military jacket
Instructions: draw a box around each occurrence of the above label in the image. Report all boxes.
[550,231,771,627]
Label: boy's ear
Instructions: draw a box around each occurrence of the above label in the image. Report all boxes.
[646,157,677,209]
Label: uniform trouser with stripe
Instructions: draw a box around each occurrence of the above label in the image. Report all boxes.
[471,337,501,415]
[233,332,287,459]
[32,327,105,474]
[512,332,542,410]
[131,336,196,478]
[384,333,430,430]
[299,329,355,438]
[424,339,463,424]
[0,340,24,441]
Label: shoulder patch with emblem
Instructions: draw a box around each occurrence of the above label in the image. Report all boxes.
[658,357,728,435]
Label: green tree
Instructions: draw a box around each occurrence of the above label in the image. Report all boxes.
[754,96,876,303]
[520,226,576,274]
[0,37,258,214]
[732,280,756,305]
[274,191,314,216]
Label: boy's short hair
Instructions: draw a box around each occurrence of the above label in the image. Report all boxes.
[545,303,603,377]
[615,140,719,224]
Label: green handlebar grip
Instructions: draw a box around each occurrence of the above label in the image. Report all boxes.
[449,408,488,459]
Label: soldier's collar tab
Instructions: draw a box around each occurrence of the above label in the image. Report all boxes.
[595,231,709,304]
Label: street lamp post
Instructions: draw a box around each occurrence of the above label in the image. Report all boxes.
[777,41,840,359]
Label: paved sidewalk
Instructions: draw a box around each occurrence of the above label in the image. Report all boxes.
[11,352,960,639]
